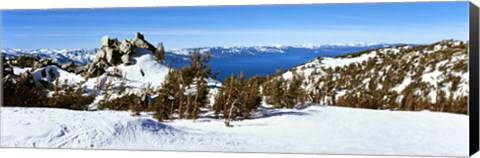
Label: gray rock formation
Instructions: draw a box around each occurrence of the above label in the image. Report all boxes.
[84,32,157,78]
[120,40,133,55]
[121,54,131,65]
[61,62,76,72]
[100,35,110,47]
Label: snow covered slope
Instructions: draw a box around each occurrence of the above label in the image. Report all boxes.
[281,40,468,113]
[83,48,170,91]
[0,105,467,156]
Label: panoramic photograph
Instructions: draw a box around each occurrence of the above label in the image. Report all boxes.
[1,1,469,157]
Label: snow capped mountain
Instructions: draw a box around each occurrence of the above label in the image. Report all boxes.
[2,43,402,66]
[1,48,98,66]
[167,43,404,57]
[2,43,406,61]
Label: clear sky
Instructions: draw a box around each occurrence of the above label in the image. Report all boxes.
[1,1,469,50]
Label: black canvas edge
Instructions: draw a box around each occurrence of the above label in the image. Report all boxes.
[470,1,480,157]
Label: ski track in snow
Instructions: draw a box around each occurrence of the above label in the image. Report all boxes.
[0,105,468,156]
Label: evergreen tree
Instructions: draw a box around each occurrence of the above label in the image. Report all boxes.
[154,70,180,121]
[3,73,48,107]
[191,76,209,120]
[156,42,165,62]
[214,72,262,126]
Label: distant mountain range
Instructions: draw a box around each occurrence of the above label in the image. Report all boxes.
[2,48,99,66]
[2,43,407,65]
[2,43,412,81]
[168,43,405,57]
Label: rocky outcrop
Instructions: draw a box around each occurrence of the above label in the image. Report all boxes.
[84,32,157,78]
[60,62,76,72]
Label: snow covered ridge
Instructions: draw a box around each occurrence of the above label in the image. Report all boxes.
[283,39,469,114]
[1,48,98,66]
[2,43,405,65]
[168,43,404,56]
[0,105,468,156]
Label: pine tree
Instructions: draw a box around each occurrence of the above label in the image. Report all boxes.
[156,42,165,62]
[214,71,262,125]
[154,70,179,121]
[192,76,209,120]
[240,75,262,118]
[285,72,306,108]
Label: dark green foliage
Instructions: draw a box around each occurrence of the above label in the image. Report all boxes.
[97,93,142,111]
[153,50,213,122]
[303,40,468,114]
[3,74,48,107]
[155,42,166,62]
[154,70,182,121]
[48,80,95,110]
[97,79,142,112]
[193,77,210,120]
[264,71,308,109]
[214,72,262,127]
[14,55,40,68]
[3,76,94,110]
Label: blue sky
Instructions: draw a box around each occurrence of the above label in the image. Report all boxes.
[1,2,469,50]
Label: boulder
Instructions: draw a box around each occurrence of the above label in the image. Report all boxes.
[110,38,121,49]
[121,54,131,65]
[33,62,45,70]
[132,32,156,53]
[86,66,105,78]
[135,32,145,40]
[132,38,148,49]
[74,66,86,74]
[41,58,54,65]
[120,40,133,54]
[104,47,122,65]
[100,35,110,47]
[32,58,55,71]
[61,61,76,72]
[132,39,156,53]
[94,49,106,62]
[104,47,115,65]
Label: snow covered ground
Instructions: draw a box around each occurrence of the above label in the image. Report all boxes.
[0,105,468,157]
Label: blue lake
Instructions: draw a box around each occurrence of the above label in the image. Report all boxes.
[165,45,399,81]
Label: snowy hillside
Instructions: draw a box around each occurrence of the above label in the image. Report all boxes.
[281,40,468,114]
[0,105,468,156]
[83,48,170,91]
[7,48,170,91]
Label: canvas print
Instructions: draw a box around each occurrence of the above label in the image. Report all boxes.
[0,1,471,157]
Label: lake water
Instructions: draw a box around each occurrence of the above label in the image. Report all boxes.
[166,45,397,81]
